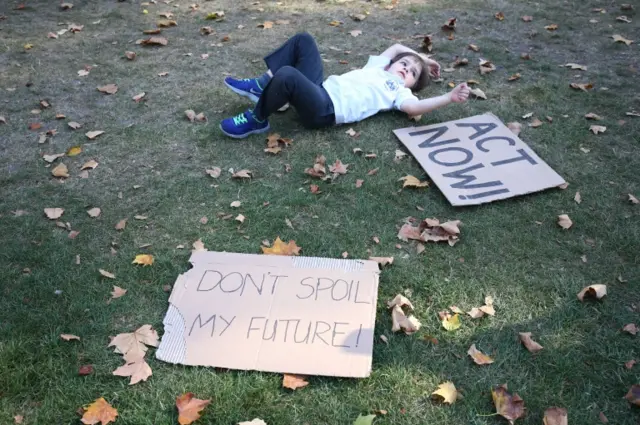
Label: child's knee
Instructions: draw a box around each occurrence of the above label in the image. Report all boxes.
[295,32,315,47]
[273,66,297,81]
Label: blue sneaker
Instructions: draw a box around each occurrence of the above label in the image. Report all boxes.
[224,77,263,103]
[220,110,270,139]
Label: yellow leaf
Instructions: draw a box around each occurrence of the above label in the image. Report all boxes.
[66,146,82,156]
[24,43,33,50]
[176,393,211,425]
[468,344,494,365]
[282,374,309,390]
[132,254,154,266]
[431,381,458,404]
[205,11,225,20]
[81,398,118,425]
[399,175,429,188]
[261,237,301,256]
[442,313,461,331]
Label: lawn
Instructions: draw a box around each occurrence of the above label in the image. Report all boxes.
[0,0,639,424]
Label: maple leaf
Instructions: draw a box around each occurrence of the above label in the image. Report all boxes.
[329,159,348,175]
[51,163,69,178]
[109,324,159,362]
[543,407,567,425]
[81,398,118,425]
[110,286,127,299]
[431,382,457,404]
[492,385,525,425]
[176,393,211,425]
[113,358,152,385]
[507,122,522,136]
[44,208,64,219]
[557,214,572,229]
[622,323,638,335]
[132,254,154,266]
[442,313,461,331]
[399,175,429,188]
[468,344,494,365]
[612,34,633,45]
[60,334,81,341]
[283,374,309,390]
[261,237,301,256]
[519,332,543,353]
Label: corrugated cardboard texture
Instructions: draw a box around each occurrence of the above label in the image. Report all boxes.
[156,252,380,378]
[393,113,566,206]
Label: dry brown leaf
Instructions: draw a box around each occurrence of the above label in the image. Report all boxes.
[329,159,349,175]
[492,384,525,424]
[328,20,342,26]
[574,192,582,204]
[519,332,543,353]
[82,159,99,170]
[522,15,533,22]
[111,286,127,299]
[109,324,159,362]
[261,237,301,256]
[350,29,362,37]
[68,121,82,130]
[470,88,487,99]
[585,112,602,120]
[140,36,168,46]
[468,344,494,365]
[612,34,633,45]
[399,175,429,188]
[389,300,421,334]
[113,358,152,385]
[564,63,587,70]
[369,256,394,267]
[97,84,118,95]
[13,415,24,424]
[192,239,207,252]
[570,82,593,92]
[230,200,242,208]
[577,284,607,301]
[442,17,456,31]
[508,73,521,81]
[479,59,496,75]
[115,219,127,230]
[282,374,309,390]
[599,412,609,423]
[43,153,65,163]
[61,334,81,341]
[629,194,639,204]
[81,398,118,425]
[176,393,211,425]
[206,167,221,178]
[258,21,274,29]
[422,35,433,52]
[495,11,505,20]
[590,125,606,134]
[468,43,479,51]
[51,163,69,178]
[528,118,543,128]
[157,19,177,27]
[132,92,146,102]
[507,122,522,136]
[468,307,485,318]
[557,214,572,229]
[625,359,636,369]
[623,323,638,335]
[87,207,101,218]
[545,24,558,30]
[543,407,567,425]
[86,130,104,140]
[355,179,364,188]
[232,169,252,179]
[99,269,115,279]
[44,208,64,219]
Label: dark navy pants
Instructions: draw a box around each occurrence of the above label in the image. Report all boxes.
[254,32,335,129]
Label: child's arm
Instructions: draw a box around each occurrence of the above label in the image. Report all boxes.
[380,43,441,78]
[400,83,470,116]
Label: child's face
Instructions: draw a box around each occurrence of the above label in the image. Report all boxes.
[387,57,422,88]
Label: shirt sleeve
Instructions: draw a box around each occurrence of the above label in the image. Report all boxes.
[393,87,418,110]
[364,55,391,70]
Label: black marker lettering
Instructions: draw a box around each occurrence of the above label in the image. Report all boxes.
[315,278,334,300]
[491,149,538,167]
[294,320,311,344]
[241,272,264,296]
[428,147,473,167]
[219,315,235,336]
[262,319,277,341]
[312,321,331,345]
[354,281,371,304]
[196,270,223,292]
[331,322,350,348]
[297,277,315,299]
[355,324,363,347]
[279,319,296,343]
[331,279,349,301]
[456,122,497,140]
[475,136,516,153]
[408,125,460,149]
[189,314,216,337]
[247,317,265,339]
[459,188,510,200]
[219,272,244,293]
[442,163,504,190]
[270,274,288,295]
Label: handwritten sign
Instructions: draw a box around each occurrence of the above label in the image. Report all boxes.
[156,251,380,378]
[393,113,566,206]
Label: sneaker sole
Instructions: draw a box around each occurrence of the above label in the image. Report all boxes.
[219,122,271,139]
[224,80,260,103]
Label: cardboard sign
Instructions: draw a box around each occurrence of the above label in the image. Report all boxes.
[393,113,566,206]
[156,251,380,378]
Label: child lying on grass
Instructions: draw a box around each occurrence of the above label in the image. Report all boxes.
[220,32,470,138]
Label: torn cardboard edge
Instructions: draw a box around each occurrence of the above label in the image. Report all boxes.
[157,251,380,378]
[393,112,566,206]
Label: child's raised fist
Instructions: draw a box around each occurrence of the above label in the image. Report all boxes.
[449,83,470,103]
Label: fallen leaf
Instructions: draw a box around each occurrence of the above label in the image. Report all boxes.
[545,24,558,30]
[627,111,640,117]
[543,407,567,425]
[68,23,84,33]
[112,358,151,385]
[99,269,115,279]
[399,175,429,188]
[570,82,593,92]
[350,29,362,37]
[329,159,349,175]
[470,88,487,99]
[51,163,69,178]
[431,382,457,404]
[140,36,168,46]
[132,92,146,102]
[558,182,569,189]
[109,324,159,362]
[625,360,636,369]
[81,398,118,425]
[60,334,80,341]
[468,344,494,365]
[529,118,544,128]
[468,307,485,318]
[283,374,309,390]
[492,384,525,425]
[522,15,533,22]
[192,239,207,252]
[577,284,607,301]
[157,19,177,27]
[81,160,99,170]
[629,194,639,204]
[61,2,73,9]
[351,13,366,21]
[132,254,154,266]
[590,125,606,134]
[422,35,433,52]
[388,295,421,335]
[44,208,64,219]
[0,116,5,124]
[86,130,105,140]
[97,84,118,95]
[442,17,456,31]
[111,286,127,299]
[557,214,572,229]
[624,385,640,406]
[232,169,252,179]
[14,415,24,424]
[328,20,342,26]
[205,11,225,20]
[612,34,633,45]
[114,218,127,230]
[176,393,211,425]
[507,122,522,136]
[24,43,33,50]
[599,412,609,423]
[495,11,505,20]
[479,59,496,74]
[367,168,379,175]
[519,332,543,353]
[585,113,602,120]
[508,73,521,81]
[468,43,479,51]
[355,179,364,188]
[205,167,221,179]
[442,313,461,331]
[395,150,408,161]
[621,4,634,10]
[369,257,394,267]
[87,207,101,218]
[353,415,376,425]
[574,192,582,204]
[261,237,301,256]
[43,153,65,163]
[258,21,274,29]
[623,323,638,335]
[564,63,587,70]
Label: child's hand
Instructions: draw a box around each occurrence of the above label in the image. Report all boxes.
[449,83,470,103]
[420,55,441,78]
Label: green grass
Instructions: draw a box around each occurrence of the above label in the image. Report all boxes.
[1,0,639,424]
